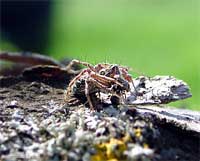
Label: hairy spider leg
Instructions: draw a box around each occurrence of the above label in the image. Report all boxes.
[85,80,94,110]
[90,72,124,88]
[94,63,110,72]
[65,59,93,74]
[88,77,121,97]
[65,69,88,96]
[121,68,137,94]
[66,59,95,72]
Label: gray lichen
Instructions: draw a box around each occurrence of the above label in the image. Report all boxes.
[0,76,199,161]
[126,76,191,105]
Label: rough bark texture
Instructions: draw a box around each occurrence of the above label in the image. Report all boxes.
[126,75,192,105]
[0,72,199,161]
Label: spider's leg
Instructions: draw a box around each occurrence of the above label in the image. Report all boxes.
[68,70,87,88]
[66,59,95,73]
[65,69,88,99]
[121,69,138,94]
[91,72,124,87]
[73,59,94,70]
[88,77,121,98]
[86,77,123,107]
[65,59,79,74]
[67,97,81,106]
[126,77,138,96]
[85,80,94,110]
[131,79,138,95]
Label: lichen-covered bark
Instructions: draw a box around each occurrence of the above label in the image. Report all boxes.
[126,76,192,105]
[0,76,199,161]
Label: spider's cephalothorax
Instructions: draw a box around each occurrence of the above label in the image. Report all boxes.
[65,60,134,110]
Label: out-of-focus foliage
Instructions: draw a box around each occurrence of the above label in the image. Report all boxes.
[0,38,19,51]
[1,0,199,110]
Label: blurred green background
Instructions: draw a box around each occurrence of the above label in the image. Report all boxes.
[0,0,199,110]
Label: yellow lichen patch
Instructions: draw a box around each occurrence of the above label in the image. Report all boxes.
[107,159,119,161]
[143,143,149,149]
[134,128,142,138]
[122,133,131,143]
[91,137,128,161]
[91,151,107,161]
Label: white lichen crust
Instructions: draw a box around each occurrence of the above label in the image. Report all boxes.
[126,76,192,105]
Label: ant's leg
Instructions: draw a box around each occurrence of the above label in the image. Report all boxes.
[85,80,94,110]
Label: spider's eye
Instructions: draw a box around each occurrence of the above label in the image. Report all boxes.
[99,70,106,75]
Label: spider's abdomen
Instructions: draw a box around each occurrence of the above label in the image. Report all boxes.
[72,79,86,96]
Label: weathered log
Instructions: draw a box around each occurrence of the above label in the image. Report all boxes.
[0,75,199,161]
[0,52,61,66]
[134,105,200,134]
[126,76,192,104]
[0,52,198,161]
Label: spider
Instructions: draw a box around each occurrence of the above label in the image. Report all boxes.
[65,59,136,110]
